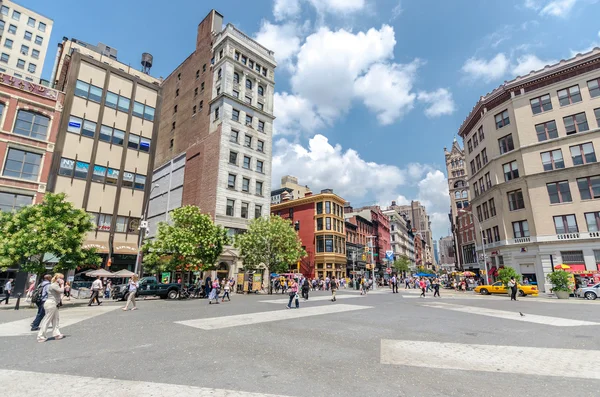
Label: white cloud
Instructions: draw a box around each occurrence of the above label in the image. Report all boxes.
[254,21,302,69]
[273,92,325,135]
[417,88,457,118]
[415,170,450,239]
[390,1,403,20]
[461,53,510,82]
[540,0,577,16]
[354,61,420,125]
[512,54,556,76]
[569,43,600,57]
[273,0,301,20]
[307,0,366,13]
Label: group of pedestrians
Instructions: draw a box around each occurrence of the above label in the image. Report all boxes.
[206,277,234,304]
[274,276,346,295]
[415,277,441,298]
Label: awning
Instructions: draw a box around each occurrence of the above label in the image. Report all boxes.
[83,241,109,253]
[114,242,139,254]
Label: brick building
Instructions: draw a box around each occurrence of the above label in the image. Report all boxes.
[345,214,373,277]
[345,205,391,273]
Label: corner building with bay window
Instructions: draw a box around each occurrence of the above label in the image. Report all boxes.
[459,48,600,292]
[47,38,161,271]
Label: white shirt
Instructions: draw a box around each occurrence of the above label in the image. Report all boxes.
[91,279,103,291]
[4,281,12,291]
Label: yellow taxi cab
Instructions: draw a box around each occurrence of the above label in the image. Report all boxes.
[474,282,538,297]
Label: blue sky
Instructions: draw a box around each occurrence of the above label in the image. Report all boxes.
[22,0,600,239]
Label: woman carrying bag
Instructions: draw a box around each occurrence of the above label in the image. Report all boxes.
[123,275,139,311]
[37,273,65,343]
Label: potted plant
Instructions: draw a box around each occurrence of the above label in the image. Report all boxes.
[547,270,571,299]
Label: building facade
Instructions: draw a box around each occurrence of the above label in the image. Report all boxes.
[0,0,52,82]
[271,189,347,279]
[392,200,434,268]
[383,206,415,266]
[345,205,391,273]
[456,204,477,272]
[48,38,161,271]
[148,10,276,279]
[458,48,600,292]
[438,235,455,270]
[345,220,366,277]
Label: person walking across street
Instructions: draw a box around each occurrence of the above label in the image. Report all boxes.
[88,276,103,306]
[433,277,441,298]
[419,278,426,298]
[508,277,518,301]
[208,279,220,304]
[222,279,231,302]
[391,274,398,293]
[330,277,338,302]
[2,278,13,305]
[31,275,52,331]
[37,273,65,343]
[286,279,299,309]
[123,275,139,311]
[301,278,310,300]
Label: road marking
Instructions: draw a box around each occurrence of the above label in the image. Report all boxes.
[0,306,120,337]
[0,369,293,396]
[381,339,600,380]
[421,302,599,327]
[400,295,483,300]
[176,304,372,330]
[259,295,366,304]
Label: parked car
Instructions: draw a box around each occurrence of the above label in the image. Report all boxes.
[474,281,538,296]
[575,283,600,300]
[112,276,183,301]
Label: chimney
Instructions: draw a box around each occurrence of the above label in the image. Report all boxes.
[304,189,313,197]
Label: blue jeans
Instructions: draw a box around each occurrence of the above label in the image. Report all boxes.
[32,301,45,328]
[287,293,299,308]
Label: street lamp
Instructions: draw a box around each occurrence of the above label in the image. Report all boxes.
[458,209,488,284]
[134,184,160,276]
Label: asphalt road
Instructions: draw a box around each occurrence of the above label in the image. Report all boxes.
[1,287,599,397]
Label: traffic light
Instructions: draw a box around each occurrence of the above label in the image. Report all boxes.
[361,254,366,261]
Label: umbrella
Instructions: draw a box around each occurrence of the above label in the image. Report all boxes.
[113,269,135,277]
[554,264,571,270]
[270,273,279,277]
[86,269,115,277]
[463,271,476,277]
[415,272,435,277]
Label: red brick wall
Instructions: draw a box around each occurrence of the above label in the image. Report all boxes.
[273,201,315,276]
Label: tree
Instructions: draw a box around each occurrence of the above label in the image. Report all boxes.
[497,267,521,286]
[0,193,100,275]
[547,270,571,292]
[392,255,411,277]
[234,215,306,294]
[142,206,229,284]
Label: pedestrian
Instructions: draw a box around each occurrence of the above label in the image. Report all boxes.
[391,274,398,293]
[104,279,112,299]
[63,282,71,301]
[361,278,368,295]
[31,275,52,331]
[419,278,426,298]
[1,278,13,305]
[330,277,338,302]
[25,281,36,303]
[208,278,220,304]
[433,277,441,298]
[222,279,231,302]
[205,276,212,299]
[37,273,65,343]
[301,278,310,300]
[88,276,103,306]
[426,278,432,292]
[286,279,299,309]
[508,277,518,301]
[122,275,139,311]
[405,277,410,289]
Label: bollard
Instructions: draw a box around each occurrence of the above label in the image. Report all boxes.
[14,292,22,310]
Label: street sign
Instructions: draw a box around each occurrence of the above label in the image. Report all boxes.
[386,267,392,274]
[385,250,394,261]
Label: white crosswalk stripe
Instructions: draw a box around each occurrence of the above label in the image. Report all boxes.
[0,369,293,396]
[0,306,120,337]
[421,302,599,327]
[176,304,372,330]
[259,295,367,304]
[381,339,600,380]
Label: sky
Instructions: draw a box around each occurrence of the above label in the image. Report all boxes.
[21,0,600,240]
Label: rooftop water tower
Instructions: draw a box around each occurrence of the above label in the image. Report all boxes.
[141,53,153,74]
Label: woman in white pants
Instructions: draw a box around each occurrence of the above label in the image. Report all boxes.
[37,273,65,343]
[123,274,139,311]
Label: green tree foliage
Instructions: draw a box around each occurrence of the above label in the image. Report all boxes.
[547,270,571,292]
[497,267,521,285]
[234,215,306,294]
[392,255,411,275]
[142,206,228,275]
[0,193,100,274]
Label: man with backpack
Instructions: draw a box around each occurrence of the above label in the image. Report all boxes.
[330,277,338,302]
[31,275,51,331]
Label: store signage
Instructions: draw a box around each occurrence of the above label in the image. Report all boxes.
[0,73,59,100]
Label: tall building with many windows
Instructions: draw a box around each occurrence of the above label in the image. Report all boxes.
[0,0,52,82]
[47,38,162,271]
[458,48,600,292]
[148,10,276,279]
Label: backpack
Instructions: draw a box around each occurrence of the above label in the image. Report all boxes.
[31,283,45,304]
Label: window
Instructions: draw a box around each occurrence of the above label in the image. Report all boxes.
[577,175,600,200]
[495,110,510,129]
[121,172,134,188]
[16,59,25,69]
[246,115,252,126]
[547,181,572,204]
[316,202,323,214]
[172,122,176,130]
[473,133,478,148]
[482,148,488,164]
[503,160,519,181]
[173,104,178,114]
[214,107,220,120]
[249,60,254,69]
[246,79,252,90]
[541,149,564,171]
[13,110,49,140]
[256,160,264,173]
[8,24,17,34]
[478,125,484,141]
[474,182,479,197]
[243,156,251,169]
[4,39,13,49]
[256,181,263,195]
[105,92,118,109]
[75,80,103,102]
[229,174,239,189]
[254,204,262,219]
[0,53,8,63]
[175,89,179,97]
[193,105,197,115]
[258,103,264,111]
[134,174,146,190]
[244,135,252,148]
[0,6,7,16]
[570,143,596,165]
[585,212,600,232]
[257,140,264,152]
[27,63,36,73]
[34,36,43,46]
[230,130,239,143]
[479,177,484,193]
[467,139,472,153]
[513,221,530,238]
[475,154,481,170]
[493,226,500,242]
[256,63,261,73]
[106,168,119,185]
[38,21,46,32]
[258,86,264,96]
[226,200,235,216]
[12,10,20,21]
[325,236,334,252]
[258,120,264,132]
[535,120,558,141]
[498,134,514,154]
[31,49,39,59]
[233,90,239,98]
[558,85,582,106]
[262,67,267,77]
[242,177,250,192]
[229,151,238,165]
[470,160,476,175]
[316,218,324,231]
[99,125,113,142]
[554,215,578,234]
[24,31,32,41]
[325,201,331,214]
[0,192,33,212]
[530,94,552,114]
[325,217,332,230]
[241,202,249,219]
[217,68,222,80]
[588,78,600,98]
[114,216,128,233]
[482,202,489,219]
[232,109,240,122]
[199,100,203,110]
[507,189,525,211]
[128,134,140,150]
[92,165,107,183]
[140,137,150,152]
[96,214,112,231]
[596,108,600,127]
[485,172,492,189]
[563,113,588,135]
[489,198,496,217]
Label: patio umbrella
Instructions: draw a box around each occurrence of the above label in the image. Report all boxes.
[463,271,476,277]
[554,264,571,270]
[86,269,115,277]
[112,269,135,277]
